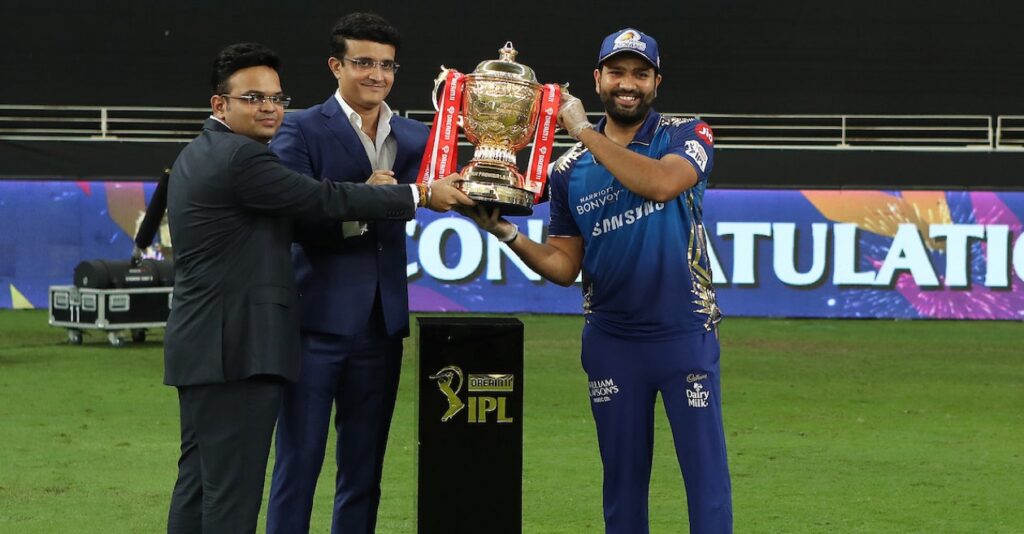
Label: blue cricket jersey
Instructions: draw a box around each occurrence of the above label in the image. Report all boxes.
[548,110,722,339]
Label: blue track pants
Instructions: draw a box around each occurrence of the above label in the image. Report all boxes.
[581,323,732,534]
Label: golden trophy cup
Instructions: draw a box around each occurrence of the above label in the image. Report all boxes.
[419,42,561,216]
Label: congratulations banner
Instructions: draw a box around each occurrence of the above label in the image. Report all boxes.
[705,189,1024,320]
[1,182,1022,319]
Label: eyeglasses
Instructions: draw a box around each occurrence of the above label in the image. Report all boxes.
[220,94,293,108]
[341,57,400,73]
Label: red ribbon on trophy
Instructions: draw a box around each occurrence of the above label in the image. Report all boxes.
[524,84,561,203]
[417,69,466,185]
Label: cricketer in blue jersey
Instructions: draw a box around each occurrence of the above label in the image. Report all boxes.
[460,28,732,534]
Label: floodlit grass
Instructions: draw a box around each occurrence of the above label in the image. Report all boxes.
[0,310,1021,533]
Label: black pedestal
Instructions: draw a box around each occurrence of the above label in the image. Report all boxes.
[416,317,523,534]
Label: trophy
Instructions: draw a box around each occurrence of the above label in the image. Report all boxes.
[417,42,562,216]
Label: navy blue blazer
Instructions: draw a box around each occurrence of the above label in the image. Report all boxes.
[270,95,429,338]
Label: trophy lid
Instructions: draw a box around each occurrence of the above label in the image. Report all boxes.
[471,42,539,84]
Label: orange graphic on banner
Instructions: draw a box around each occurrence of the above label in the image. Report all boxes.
[801,190,952,250]
[104,183,148,238]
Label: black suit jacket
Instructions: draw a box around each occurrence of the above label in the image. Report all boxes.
[163,119,415,386]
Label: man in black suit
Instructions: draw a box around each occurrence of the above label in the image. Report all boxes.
[163,42,471,534]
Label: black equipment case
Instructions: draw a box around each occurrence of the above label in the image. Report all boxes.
[49,283,173,346]
[48,169,174,346]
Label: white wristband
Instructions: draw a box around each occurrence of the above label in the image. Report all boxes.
[498,224,519,243]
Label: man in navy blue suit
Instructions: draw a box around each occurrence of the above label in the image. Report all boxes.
[266,13,428,534]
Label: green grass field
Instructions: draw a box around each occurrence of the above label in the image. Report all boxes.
[1,310,1022,533]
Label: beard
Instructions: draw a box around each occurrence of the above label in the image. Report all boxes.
[599,88,655,126]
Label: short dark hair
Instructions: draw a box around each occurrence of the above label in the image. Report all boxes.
[330,13,401,58]
[210,42,281,94]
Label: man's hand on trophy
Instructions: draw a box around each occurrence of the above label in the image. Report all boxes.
[427,174,476,213]
[457,206,519,243]
[558,89,594,140]
[366,170,397,185]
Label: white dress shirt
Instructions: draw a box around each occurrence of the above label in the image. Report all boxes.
[335,92,415,236]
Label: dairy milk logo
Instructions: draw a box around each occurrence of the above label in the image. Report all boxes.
[589,378,620,403]
[613,30,647,52]
[686,381,710,408]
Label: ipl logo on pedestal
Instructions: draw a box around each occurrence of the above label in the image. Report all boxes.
[429,365,515,424]
[428,365,466,422]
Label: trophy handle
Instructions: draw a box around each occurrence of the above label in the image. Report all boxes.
[431,66,450,113]
[432,66,464,127]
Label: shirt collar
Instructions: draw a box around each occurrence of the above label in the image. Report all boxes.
[594,109,661,146]
[334,90,392,131]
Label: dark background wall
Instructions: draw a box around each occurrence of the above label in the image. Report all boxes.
[3,0,1024,115]
[3,0,1024,187]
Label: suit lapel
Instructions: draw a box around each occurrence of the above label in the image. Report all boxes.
[320,95,373,178]
[390,118,412,179]
[391,118,427,183]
